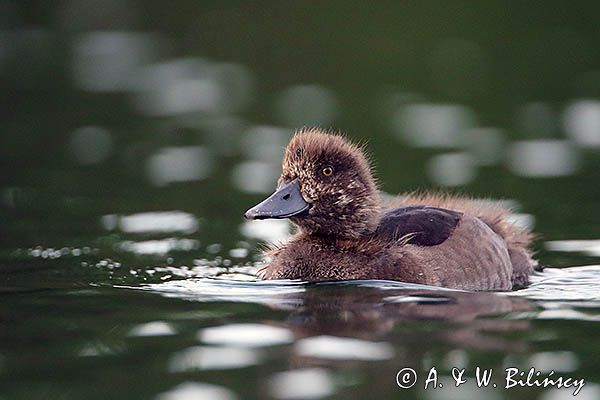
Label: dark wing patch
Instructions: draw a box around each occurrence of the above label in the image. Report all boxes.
[375,206,463,246]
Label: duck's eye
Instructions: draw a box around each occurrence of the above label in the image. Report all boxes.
[321,165,334,177]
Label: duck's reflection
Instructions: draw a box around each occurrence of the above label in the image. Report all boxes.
[147,278,533,354]
[267,282,533,355]
[147,278,536,399]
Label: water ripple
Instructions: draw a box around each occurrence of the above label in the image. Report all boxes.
[135,279,307,308]
[128,266,600,324]
[509,265,600,302]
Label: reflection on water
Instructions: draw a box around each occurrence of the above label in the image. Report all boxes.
[426,151,475,187]
[269,368,334,400]
[168,346,259,372]
[239,219,292,243]
[275,84,338,127]
[199,323,294,347]
[156,382,238,400]
[295,336,394,361]
[546,240,600,257]
[104,211,199,234]
[507,140,579,178]
[147,146,213,186]
[393,103,476,148]
[140,279,305,306]
[142,279,533,351]
[231,160,280,194]
[132,58,254,116]
[73,31,159,93]
[232,125,291,194]
[465,127,505,166]
[125,268,600,398]
[119,238,199,255]
[5,248,600,399]
[128,321,177,337]
[564,100,600,148]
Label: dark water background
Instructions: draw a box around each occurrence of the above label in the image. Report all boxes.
[2,1,600,399]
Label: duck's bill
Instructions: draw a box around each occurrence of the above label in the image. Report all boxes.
[244,179,310,220]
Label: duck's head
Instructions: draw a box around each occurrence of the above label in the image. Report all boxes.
[244,127,381,239]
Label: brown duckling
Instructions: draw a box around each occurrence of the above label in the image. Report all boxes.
[244,127,535,290]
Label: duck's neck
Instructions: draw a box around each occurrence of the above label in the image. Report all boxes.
[299,210,382,243]
[292,191,383,240]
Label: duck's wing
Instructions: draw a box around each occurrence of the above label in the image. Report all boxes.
[375,206,463,246]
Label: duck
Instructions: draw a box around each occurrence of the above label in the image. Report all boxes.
[244,127,536,291]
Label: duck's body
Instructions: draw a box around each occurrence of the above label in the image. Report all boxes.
[263,195,532,290]
[245,128,535,291]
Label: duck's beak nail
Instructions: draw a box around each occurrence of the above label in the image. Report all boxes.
[244,179,310,220]
[244,209,257,220]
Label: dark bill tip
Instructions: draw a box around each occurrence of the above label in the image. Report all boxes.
[244,179,310,220]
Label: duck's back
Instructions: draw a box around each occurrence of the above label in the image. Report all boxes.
[384,214,513,290]
[386,194,535,289]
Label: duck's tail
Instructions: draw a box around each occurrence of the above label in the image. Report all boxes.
[388,192,536,289]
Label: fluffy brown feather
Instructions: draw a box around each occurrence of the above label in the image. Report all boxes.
[247,127,536,290]
[388,192,536,287]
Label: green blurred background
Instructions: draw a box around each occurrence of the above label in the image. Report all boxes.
[3,1,600,258]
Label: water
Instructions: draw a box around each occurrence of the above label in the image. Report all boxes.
[3,2,600,399]
[4,264,600,400]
